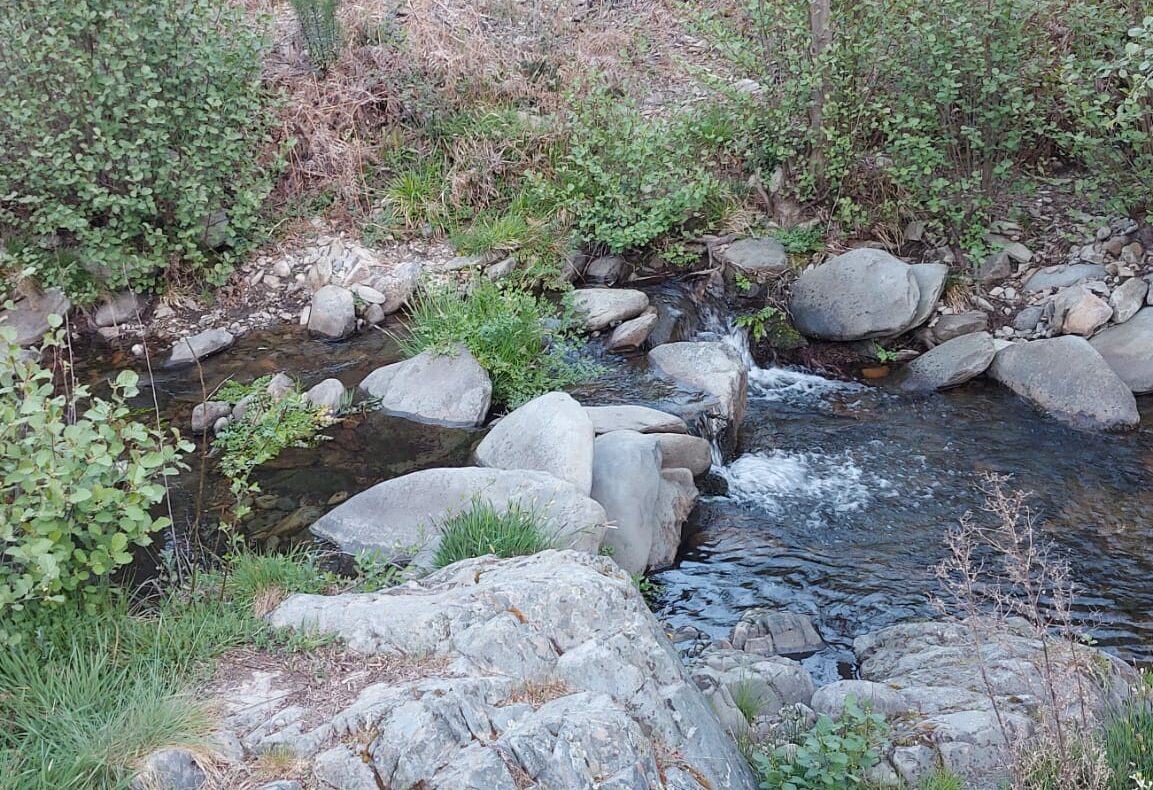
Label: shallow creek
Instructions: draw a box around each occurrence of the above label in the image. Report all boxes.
[85,289,1153,679]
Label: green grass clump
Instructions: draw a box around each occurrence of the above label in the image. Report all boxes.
[434,500,554,568]
[400,278,596,408]
[1105,676,1153,790]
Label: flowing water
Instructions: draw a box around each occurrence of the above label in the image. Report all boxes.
[86,288,1153,678]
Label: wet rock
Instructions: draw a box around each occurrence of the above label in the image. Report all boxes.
[652,433,712,476]
[988,336,1138,429]
[902,332,995,391]
[649,467,697,571]
[591,431,663,575]
[474,392,595,494]
[719,237,789,281]
[571,288,649,332]
[94,291,145,327]
[307,285,356,340]
[360,344,491,428]
[977,251,1013,283]
[905,263,949,331]
[200,209,230,250]
[691,647,815,733]
[362,303,385,325]
[0,288,71,347]
[1109,277,1148,324]
[810,680,910,718]
[731,610,825,657]
[1053,285,1112,336]
[191,401,232,433]
[583,404,688,435]
[584,254,626,285]
[262,551,757,790]
[1089,307,1153,393]
[309,468,607,564]
[165,327,234,368]
[304,378,345,413]
[932,311,988,343]
[1023,263,1107,292]
[789,249,920,340]
[648,341,748,430]
[1012,305,1045,332]
[131,748,205,790]
[606,308,658,352]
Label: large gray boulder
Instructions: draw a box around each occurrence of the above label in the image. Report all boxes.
[474,392,595,494]
[720,237,789,281]
[987,336,1139,430]
[253,551,757,790]
[584,404,688,435]
[307,285,356,340]
[309,467,607,564]
[360,344,491,428]
[649,467,698,571]
[905,263,949,331]
[1023,263,1107,293]
[0,288,71,347]
[571,288,649,332]
[165,327,234,368]
[902,332,995,391]
[691,648,815,735]
[590,431,663,575]
[648,341,748,431]
[1090,307,1153,393]
[789,249,920,340]
[652,432,712,476]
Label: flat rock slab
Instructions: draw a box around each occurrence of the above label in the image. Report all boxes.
[360,344,491,428]
[932,311,988,343]
[583,404,688,435]
[606,308,658,352]
[571,288,649,332]
[474,392,595,494]
[902,332,995,391]
[309,467,607,564]
[165,327,234,368]
[0,289,71,347]
[720,237,789,280]
[1089,306,1153,393]
[262,551,757,790]
[988,336,1139,430]
[789,249,920,341]
[1023,263,1107,292]
[648,341,748,430]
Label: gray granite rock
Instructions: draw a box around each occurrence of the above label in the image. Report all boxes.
[789,249,920,340]
[360,344,491,428]
[591,431,663,575]
[932,311,988,343]
[1023,263,1107,292]
[571,288,649,332]
[720,237,789,280]
[307,285,356,340]
[584,405,688,435]
[165,328,234,368]
[902,332,995,391]
[1090,307,1153,393]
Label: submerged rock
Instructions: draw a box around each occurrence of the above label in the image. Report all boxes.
[474,392,595,494]
[789,249,920,341]
[253,551,757,790]
[360,344,491,428]
[987,336,1138,430]
[309,467,606,564]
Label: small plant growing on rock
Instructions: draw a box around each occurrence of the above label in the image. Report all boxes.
[433,499,553,568]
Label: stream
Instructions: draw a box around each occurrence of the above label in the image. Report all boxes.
[90,285,1153,679]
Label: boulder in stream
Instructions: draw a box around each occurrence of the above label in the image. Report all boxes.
[583,404,688,435]
[571,288,649,332]
[649,467,698,571]
[789,249,921,341]
[1090,306,1153,393]
[164,327,234,368]
[987,336,1138,430]
[648,341,748,432]
[901,331,995,391]
[474,391,595,494]
[309,467,607,566]
[590,430,663,575]
[360,344,491,428]
[307,285,356,340]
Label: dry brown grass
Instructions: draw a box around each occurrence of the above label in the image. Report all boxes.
[502,677,572,708]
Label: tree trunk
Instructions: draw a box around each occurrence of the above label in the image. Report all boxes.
[808,0,832,193]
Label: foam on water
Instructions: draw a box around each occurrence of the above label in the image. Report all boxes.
[748,366,866,403]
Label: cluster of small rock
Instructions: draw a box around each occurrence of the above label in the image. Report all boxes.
[188,372,347,435]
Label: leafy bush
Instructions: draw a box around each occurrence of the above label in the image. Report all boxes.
[400,279,595,407]
[752,697,888,789]
[0,326,189,628]
[550,89,722,251]
[291,0,342,73]
[0,0,273,298]
[434,500,554,568]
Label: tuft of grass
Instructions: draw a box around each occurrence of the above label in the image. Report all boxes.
[433,499,554,568]
[730,679,767,726]
[381,161,447,232]
[917,767,964,790]
[1105,676,1153,790]
[400,278,597,407]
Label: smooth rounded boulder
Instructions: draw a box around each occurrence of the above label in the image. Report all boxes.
[571,288,649,332]
[719,237,789,281]
[789,249,921,340]
[648,341,748,430]
[901,332,995,391]
[1089,307,1153,393]
[590,431,663,575]
[987,336,1139,430]
[309,467,608,565]
[360,344,492,428]
[474,392,595,494]
[584,404,688,435]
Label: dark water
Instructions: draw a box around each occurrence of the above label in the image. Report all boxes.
[83,298,1153,677]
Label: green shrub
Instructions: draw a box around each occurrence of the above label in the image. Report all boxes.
[752,697,888,789]
[434,500,554,568]
[400,279,596,407]
[550,88,721,251]
[0,325,189,630]
[0,0,274,298]
[291,0,342,73]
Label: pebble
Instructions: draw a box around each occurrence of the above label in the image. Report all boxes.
[272,259,292,278]
[1095,226,1112,242]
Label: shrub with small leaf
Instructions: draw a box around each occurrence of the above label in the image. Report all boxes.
[0,325,189,631]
